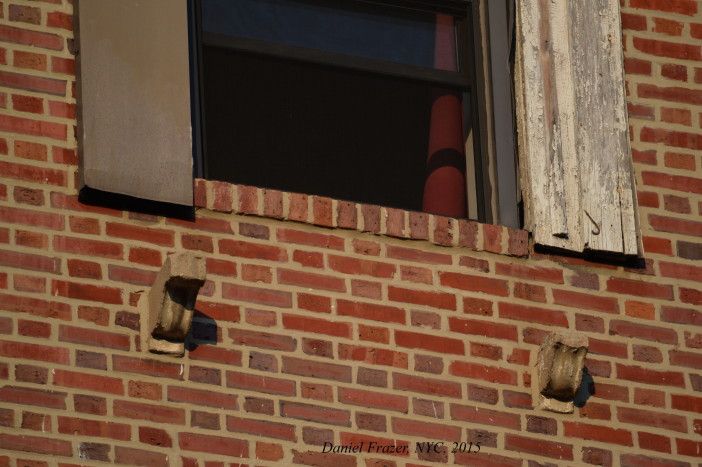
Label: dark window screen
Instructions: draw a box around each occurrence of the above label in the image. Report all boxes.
[198,0,471,214]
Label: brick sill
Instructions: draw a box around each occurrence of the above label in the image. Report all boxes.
[194,179,529,258]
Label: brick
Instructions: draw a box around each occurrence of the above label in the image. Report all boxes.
[51,280,121,304]
[226,370,296,396]
[57,416,130,441]
[249,351,278,372]
[112,355,183,380]
[358,367,387,388]
[462,297,494,316]
[128,380,162,400]
[553,289,618,314]
[115,446,168,467]
[298,293,331,313]
[498,302,568,327]
[338,388,409,413]
[621,13,647,30]
[354,414,387,432]
[414,355,443,374]
[281,401,350,426]
[451,404,520,430]
[222,283,292,308]
[449,317,518,341]
[392,373,461,398]
[449,361,517,385]
[227,415,296,441]
[293,250,323,268]
[505,434,572,461]
[659,261,702,282]
[336,200,357,228]
[0,433,72,457]
[337,299,404,324]
[629,0,697,16]
[302,338,333,358]
[283,313,351,338]
[78,442,110,462]
[329,255,395,278]
[244,397,274,415]
[620,454,689,467]
[74,394,106,416]
[0,114,66,139]
[513,282,546,302]
[563,421,632,446]
[339,343,407,369]
[278,268,346,292]
[638,432,671,453]
[617,364,684,388]
[588,338,627,359]
[671,394,702,413]
[282,356,351,383]
[642,171,702,195]
[0,70,64,96]
[114,399,185,424]
[482,223,502,253]
[277,228,344,250]
[168,386,237,410]
[301,382,333,401]
[395,330,464,355]
[15,365,48,384]
[54,369,123,395]
[0,386,66,409]
[618,407,687,433]
[0,249,60,274]
[661,66,687,83]
[106,222,173,246]
[526,415,556,434]
[633,37,700,61]
[388,286,455,310]
[606,277,673,300]
[609,320,677,345]
[392,417,461,441]
[661,305,702,325]
[0,339,68,364]
[670,349,702,369]
[625,58,652,75]
[219,239,286,261]
[501,391,531,409]
[179,432,248,458]
[292,450,355,467]
[59,324,130,350]
[386,245,452,265]
[642,236,672,255]
[439,271,509,296]
[229,328,296,351]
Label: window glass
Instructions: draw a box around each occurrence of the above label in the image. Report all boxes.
[201,0,455,71]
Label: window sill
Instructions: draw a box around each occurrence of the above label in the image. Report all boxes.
[194,179,529,258]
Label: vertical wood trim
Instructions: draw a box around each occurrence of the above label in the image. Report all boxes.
[515,0,639,255]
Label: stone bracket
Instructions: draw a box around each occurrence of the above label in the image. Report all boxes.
[535,333,588,413]
[141,252,206,356]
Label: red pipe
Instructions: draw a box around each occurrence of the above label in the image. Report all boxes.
[422,13,466,218]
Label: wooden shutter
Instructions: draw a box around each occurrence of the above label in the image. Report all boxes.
[77,0,193,206]
[514,0,639,255]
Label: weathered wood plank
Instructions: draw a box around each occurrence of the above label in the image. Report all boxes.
[514,0,639,255]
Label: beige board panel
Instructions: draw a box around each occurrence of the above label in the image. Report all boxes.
[515,0,639,255]
[78,0,193,206]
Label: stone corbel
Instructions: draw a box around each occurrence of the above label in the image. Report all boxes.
[141,252,206,356]
[535,333,588,413]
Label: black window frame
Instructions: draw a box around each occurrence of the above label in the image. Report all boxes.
[188,0,518,227]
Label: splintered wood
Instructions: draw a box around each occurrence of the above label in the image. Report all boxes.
[514,0,639,255]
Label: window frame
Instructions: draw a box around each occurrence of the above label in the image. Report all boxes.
[188,0,518,227]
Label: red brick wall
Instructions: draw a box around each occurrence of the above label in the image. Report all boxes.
[0,0,701,466]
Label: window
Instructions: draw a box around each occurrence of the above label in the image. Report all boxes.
[76,0,639,255]
[192,0,517,224]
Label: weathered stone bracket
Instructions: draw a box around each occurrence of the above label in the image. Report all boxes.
[535,333,588,413]
[141,253,206,356]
